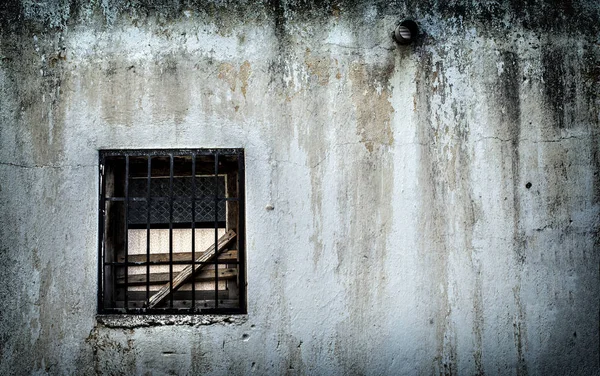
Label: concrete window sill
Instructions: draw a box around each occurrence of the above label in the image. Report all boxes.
[96,314,248,328]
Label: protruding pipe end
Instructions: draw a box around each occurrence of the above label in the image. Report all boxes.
[394,20,419,45]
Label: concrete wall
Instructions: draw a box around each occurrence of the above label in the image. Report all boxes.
[0,1,598,375]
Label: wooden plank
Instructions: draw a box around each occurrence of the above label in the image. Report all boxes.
[119,250,237,263]
[147,230,236,308]
[116,299,240,310]
[117,268,237,285]
[119,290,229,301]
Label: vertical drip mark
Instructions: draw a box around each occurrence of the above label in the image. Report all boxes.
[473,262,485,376]
[499,50,529,375]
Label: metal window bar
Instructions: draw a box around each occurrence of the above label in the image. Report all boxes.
[124,156,130,310]
[169,154,174,309]
[105,260,241,266]
[237,150,246,312]
[214,153,219,309]
[97,156,105,313]
[146,155,151,305]
[191,152,196,312]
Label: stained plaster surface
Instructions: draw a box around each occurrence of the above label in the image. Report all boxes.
[0,1,599,375]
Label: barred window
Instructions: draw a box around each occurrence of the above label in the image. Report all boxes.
[98,149,245,314]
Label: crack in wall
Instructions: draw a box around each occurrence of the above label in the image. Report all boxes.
[0,161,95,169]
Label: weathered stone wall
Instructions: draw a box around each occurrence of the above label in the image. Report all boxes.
[0,1,598,374]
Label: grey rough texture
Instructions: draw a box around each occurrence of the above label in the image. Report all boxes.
[0,1,599,375]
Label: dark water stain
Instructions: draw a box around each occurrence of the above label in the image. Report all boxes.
[264,0,298,155]
[285,0,341,14]
[538,45,593,221]
[0,2,21,30]
[401,0,596,33]
[432,61,447,105]
[532,42,599,374]
[1,0,599,38]
[472,263,485,376]
[582,46,600,206]
[541,46,579,130]
[0,29,68,165]
[496,51,526,266]
[541,47,566,127]
[513,286,528,376]
[414,49,458,375]
[498,51,522,135]
[494,50,530,375]
[266,0,290,89]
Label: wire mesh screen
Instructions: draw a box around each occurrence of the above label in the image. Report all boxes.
[127,176,226,225]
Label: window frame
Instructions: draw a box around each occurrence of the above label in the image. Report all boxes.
[97,149,246,315]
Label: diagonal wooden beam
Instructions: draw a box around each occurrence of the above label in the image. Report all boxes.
[117,267,238,285]
[147,230,236,308]
[120,250,238,264]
